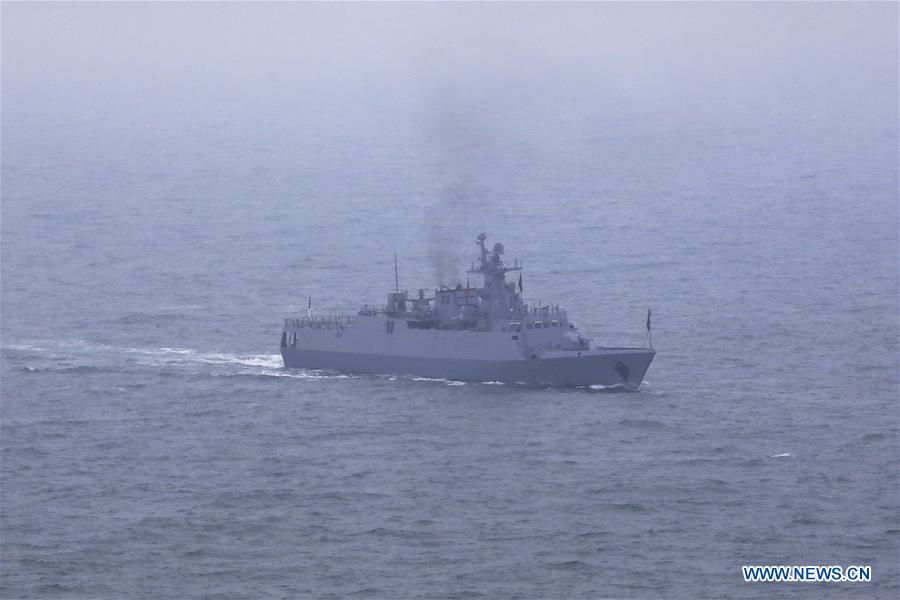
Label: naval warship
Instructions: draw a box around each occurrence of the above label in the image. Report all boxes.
[281,234,655,388]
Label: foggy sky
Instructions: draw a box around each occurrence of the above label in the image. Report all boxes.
[3,1,896,127]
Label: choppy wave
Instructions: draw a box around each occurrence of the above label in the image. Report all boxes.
[116,312,183,325]
[587,382,635,392]
[408,376,467,386]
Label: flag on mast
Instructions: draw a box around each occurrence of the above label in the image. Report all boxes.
[646,308,651,331]
[518,272,523,293]
[307,294,312,319]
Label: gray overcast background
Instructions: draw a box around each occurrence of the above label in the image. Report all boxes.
[4,2,896,133]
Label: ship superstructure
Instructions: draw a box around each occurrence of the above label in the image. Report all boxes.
[280,234,655,387]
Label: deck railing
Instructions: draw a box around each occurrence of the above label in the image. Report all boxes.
[284,315,355,330]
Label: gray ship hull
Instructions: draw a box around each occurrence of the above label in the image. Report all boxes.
[281,345,654,388]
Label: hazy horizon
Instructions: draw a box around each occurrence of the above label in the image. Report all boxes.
[4,2,897,283]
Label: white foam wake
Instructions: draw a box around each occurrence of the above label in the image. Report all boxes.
[5,339,291,378]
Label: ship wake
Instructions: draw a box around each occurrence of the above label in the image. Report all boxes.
[2,339,333,381]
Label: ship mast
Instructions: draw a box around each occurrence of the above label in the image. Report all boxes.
[468,233,523,322]
[394,250,399,294]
